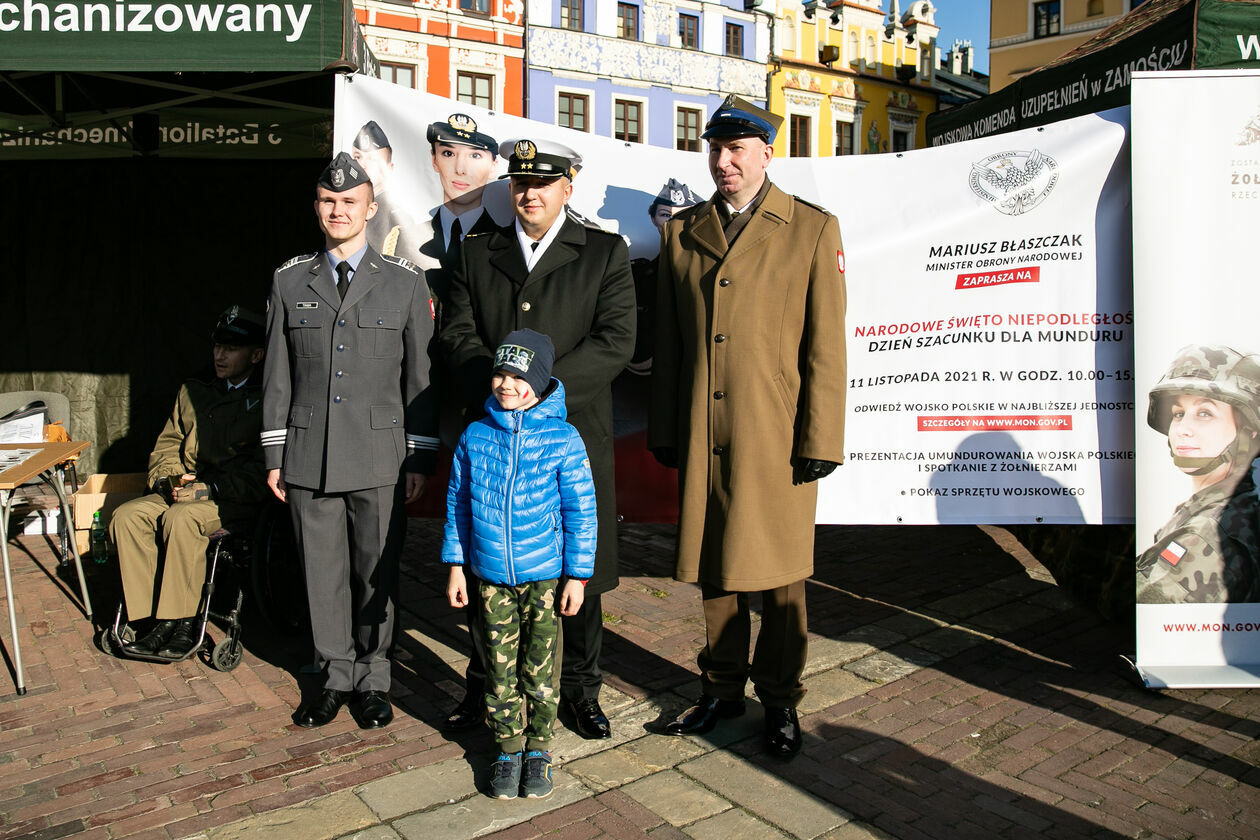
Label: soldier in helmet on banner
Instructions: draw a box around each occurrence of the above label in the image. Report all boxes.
[1137,344,1260,604]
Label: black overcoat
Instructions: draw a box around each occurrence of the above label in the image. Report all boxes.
[440,216,636,594]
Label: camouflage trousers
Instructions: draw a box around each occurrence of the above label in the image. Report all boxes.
[478,579,560,753]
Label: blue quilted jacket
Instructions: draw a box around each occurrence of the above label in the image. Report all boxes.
[442,379,597,585]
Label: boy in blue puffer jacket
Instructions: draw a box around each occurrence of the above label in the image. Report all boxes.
[443,328,597,800]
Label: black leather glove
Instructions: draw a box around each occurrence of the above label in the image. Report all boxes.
[801,459,838,483]
[651,447,679,469]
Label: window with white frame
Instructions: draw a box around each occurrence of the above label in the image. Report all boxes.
[381,62,415,89]
[614,99,642,143]
[559,92,590,132]
[457,72,493,109]
[677,107,702,151]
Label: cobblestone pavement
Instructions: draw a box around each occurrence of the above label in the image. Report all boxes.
[1,518,1258,840]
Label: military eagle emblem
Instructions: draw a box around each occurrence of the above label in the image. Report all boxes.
[968,149,1059,216]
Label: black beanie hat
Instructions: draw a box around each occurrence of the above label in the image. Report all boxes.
[493,329,554,399]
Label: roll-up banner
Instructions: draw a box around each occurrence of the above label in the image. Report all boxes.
[334,75,1135,526]
[1131,70,1260,689]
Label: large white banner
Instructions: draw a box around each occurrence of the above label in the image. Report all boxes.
[1132,70,1260,689]
[334,74,1135,525]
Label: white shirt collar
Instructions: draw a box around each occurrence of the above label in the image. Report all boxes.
[438,205,486,247]
[724,195,758,217]
[515,214,566,271]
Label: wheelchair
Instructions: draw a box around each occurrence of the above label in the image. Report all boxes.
[100,501,306,671]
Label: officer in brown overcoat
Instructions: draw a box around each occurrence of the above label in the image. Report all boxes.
[648,95,847,760]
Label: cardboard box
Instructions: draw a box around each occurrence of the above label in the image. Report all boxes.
[72,473,147,555]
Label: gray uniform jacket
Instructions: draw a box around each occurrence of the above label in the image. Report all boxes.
[262,246,439,492]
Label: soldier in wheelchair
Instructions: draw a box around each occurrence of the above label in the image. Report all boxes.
[109,306,267,661]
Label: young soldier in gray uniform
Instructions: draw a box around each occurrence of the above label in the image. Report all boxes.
[649,95,847,761]
[263,152,439,729]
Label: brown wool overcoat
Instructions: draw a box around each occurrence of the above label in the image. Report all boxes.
[648,181,847,591]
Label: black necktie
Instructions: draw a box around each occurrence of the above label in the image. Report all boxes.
[448,218,462,256]
[335,261,351,301]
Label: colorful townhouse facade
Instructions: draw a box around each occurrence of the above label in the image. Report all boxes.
[523,0,772,150]
[355,0,526,116]
[768,0,941,156]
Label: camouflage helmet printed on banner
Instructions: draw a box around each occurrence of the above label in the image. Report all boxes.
[1147,344,1260,436]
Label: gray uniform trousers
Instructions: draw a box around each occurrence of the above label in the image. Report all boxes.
[288,482,405,693]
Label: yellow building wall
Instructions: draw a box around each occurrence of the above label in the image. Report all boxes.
[770,16,936,157]
[990,0,1128,92]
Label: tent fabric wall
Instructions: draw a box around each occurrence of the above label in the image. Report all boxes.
[3,158,322,474]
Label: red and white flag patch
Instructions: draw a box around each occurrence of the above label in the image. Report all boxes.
[1159,541,1187,567]
[837,250,845,274]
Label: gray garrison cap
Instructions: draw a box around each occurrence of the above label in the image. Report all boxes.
[318,152,371,192]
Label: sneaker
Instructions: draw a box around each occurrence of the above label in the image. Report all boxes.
[521,750,553,799]
[489,752,523,800]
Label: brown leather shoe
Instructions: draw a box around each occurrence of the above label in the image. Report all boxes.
[664,696,746,735]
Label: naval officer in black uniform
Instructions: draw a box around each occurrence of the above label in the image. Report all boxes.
[263,153,439,729]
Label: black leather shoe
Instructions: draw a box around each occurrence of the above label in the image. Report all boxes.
[356,690,394,729]
[442,692,485,731]
[123,619,178,656]
[156,617,200,658]
[763,705,802,760]
[566,697,611,740]
[664,696,746,736]
[295,689,351,728]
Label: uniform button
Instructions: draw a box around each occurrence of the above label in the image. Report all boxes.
[333,396,342,403]
[712,445,727,456]
[338,318,345,326]
[337,344,345,352]
[392,418,398,424]
[335,370,343,378]
[713,391,725,400]
[719,279,730,287]
[714,334,727,343]
[377,318,384,325]
[521,301,532,312]
[300,318,308,325]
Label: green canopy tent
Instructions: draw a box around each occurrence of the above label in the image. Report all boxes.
[1,0,376,473]
[926,0,1260,147]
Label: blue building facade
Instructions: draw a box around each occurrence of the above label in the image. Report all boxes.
[525,0,770,150]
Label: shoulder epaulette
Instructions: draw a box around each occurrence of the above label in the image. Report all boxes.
[278,252,318,271]
[380,253,420,274]
[792,196,833,217]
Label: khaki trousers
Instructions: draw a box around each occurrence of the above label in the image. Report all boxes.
[111,494,221,621]
[699,579,808,708]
